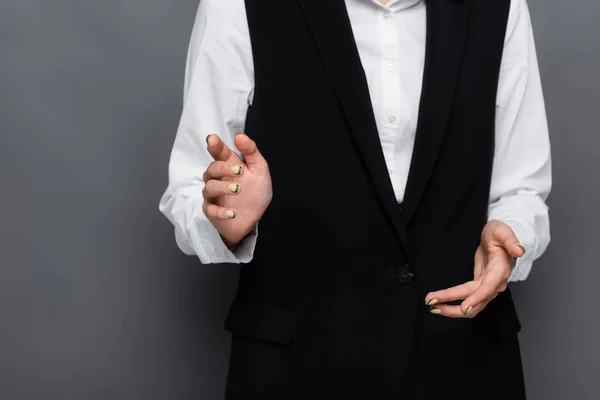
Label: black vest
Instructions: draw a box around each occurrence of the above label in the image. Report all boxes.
[224,1,526,399]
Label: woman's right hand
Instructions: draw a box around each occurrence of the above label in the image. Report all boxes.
[202,132,273,248]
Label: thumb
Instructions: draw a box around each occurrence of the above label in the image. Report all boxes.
[492,222,526,259]
[473,245,486,279]
[234,132,267,171]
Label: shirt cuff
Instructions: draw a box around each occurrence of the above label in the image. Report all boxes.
[495,218,537,282]
[177,212,258,265]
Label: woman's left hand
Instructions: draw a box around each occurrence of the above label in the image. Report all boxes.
[424,220,526,318]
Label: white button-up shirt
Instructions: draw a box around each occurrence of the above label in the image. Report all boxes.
[159,0,552,282]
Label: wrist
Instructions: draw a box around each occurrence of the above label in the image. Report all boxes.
[220,219,259,249]
[222,235,243,250]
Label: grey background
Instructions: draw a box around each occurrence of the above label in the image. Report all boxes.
[0,0,596,398]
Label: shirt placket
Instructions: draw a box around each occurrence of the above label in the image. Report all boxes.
[378,7,402,177]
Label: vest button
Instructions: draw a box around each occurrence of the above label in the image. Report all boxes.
[396,265,414,284]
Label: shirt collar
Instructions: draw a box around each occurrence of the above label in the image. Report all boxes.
[364,0,422,12]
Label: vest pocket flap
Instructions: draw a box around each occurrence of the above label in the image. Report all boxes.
[224,298,297,346]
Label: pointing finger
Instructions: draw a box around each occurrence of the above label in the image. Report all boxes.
[473,245,485,280]
[425,280,479,306]
[430,299,491,319]
[461,277,499,315]
[462,261,507,314]
[206,134,234,162]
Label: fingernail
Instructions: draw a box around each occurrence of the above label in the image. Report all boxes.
[231,165,242,175]
[228,183,240,193]
[517,243,526,254]
[463,306,473,316]
[426,299,439,306]
[206,134,213,144]
[429,307,442,315]
[226,210,237,219]
[236,131,247,137]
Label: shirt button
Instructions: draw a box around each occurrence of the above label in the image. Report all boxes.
[388,116,396,123]
[386,63,394,71]
[383,12,392,20]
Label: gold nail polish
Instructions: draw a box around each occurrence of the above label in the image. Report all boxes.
[226,210,236,219]
[463,306,473,316]
[228,183,240,193]
[231,165,242,175]
[517,244,526,254]
[426,299,439,306]
[429,307,442,315]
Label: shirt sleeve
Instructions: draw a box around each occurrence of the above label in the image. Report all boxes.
[158,0,258,264]
[488,0,552,282]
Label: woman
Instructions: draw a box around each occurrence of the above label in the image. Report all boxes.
[159,0,551,398]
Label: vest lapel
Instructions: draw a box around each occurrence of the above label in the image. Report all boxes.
[402,0,469,225]
[296,0,412,258]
